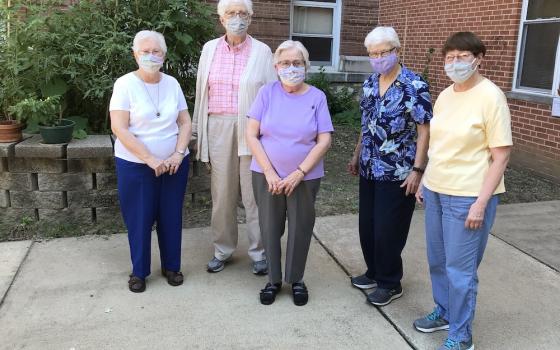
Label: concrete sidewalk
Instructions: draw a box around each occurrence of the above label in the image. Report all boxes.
[0,201,559,349]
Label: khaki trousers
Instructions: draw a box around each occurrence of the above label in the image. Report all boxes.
[208,115,264,262]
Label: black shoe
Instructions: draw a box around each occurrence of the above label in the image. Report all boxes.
[292,282,309,306]
[161,268,184,286]
[260,282,282,305]
[367,286,403,306]
[350,274,377,289]
[128,274,146,293]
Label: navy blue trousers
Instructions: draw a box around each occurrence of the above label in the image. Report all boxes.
[116,156,189,279]
[359,176,416,289]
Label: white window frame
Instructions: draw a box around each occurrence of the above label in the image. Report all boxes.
[512,0,560,97]
[290,0,342,71]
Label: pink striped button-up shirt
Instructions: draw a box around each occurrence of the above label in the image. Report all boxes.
[207,35,252,115]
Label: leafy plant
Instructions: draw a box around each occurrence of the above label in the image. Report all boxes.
[8,95,63,129]
[307,67,361,126]
[422,47,436,84]
[0,0,215,131]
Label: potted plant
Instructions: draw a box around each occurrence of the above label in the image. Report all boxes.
[9,95,75,144]
[0,87,25,143]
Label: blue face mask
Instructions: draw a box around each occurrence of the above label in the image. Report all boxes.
[278,65,306,86]
[444,58,477,83]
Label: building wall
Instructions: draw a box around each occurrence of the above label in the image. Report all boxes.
[378,0,560,182]
[205,0,378,57]
[340,0,379,56]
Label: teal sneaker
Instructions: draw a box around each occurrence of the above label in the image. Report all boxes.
[413,307,449,333]
[437,338,473,350]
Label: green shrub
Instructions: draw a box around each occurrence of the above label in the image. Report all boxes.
[307,67,361,127]
[0,0,215,132]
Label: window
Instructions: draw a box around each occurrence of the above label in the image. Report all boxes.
[290,0,341,67]
[514,0,560,96]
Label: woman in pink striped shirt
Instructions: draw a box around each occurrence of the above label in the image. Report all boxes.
[192,0,277,275]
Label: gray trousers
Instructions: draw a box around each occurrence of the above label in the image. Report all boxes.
[252,171,321,284]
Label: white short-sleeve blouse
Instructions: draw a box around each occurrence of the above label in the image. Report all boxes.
[109,72,188,163]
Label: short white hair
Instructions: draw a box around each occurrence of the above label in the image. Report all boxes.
[217,0,254,17]
[132,30,167,54]
[364,26,401,49]
[274,40,310,69]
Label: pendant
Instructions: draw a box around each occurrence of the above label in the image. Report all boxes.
[156,112,161,117]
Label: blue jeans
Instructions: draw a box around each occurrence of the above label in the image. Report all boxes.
[423,186,498,342]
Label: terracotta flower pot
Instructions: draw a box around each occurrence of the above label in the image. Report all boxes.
[0,120,24,143]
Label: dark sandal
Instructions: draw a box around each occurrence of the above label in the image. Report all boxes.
[162,268,184,286]
[260,282,282,305]
[292,282,308,306]
[128,274,146,293]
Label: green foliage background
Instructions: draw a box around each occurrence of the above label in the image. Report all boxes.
[0,0,215,132]
[307,68,361,127]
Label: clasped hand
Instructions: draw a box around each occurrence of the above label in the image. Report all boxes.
[147,153,183,177]
[264,168,304,196]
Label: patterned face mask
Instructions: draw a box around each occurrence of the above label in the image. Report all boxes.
[278,65,306,86]
[226,16,249,36]
[138,54,164,73]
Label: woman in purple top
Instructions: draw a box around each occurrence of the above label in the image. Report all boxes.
[246,40,334,306]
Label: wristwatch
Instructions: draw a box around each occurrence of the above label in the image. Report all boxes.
[412,166,425,174]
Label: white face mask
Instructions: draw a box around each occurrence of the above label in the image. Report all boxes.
[226,16,249,36]
[138,54,164,73]
[444,58,477,84]
[278,65,306,86]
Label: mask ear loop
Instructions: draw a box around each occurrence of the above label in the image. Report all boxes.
[471,56,480,70]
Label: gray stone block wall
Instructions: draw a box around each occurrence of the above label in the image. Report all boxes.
[0,135,209,228]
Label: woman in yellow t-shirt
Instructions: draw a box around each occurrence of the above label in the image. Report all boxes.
[413,32,512,350]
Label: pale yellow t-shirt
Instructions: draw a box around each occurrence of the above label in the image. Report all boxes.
[423,78,513,196]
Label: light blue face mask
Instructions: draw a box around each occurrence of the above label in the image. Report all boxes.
[278,65,306,86]
[444,58,477,83]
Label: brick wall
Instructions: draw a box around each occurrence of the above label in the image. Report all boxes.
[340,0,379,56]
[378,0,560,182]
[205,0,378,58]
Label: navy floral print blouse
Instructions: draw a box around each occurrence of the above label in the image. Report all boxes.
[359,64,433,181]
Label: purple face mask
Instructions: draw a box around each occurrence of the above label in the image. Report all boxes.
[369,52,399,75]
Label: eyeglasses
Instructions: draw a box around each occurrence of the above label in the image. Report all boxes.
[444,53,474,64]
[224,10,250,20]
[368,47,396,58]
[277,60,305,69]
[139,49,164,57]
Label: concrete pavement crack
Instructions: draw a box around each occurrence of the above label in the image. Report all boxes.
[0,241,35,311]
[489,232,560,274]
[312,231,417,350]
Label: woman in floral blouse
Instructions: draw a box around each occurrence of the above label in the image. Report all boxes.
[347,26,432,306]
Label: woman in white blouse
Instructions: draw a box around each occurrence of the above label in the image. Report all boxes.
[110,30,192,293]
[192,0,276,275]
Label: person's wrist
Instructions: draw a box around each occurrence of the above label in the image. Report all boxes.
[412,166,425,174]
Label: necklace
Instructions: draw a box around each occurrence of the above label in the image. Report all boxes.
[136,72,161,118]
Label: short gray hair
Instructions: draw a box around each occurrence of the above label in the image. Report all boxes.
[364,26,401,49]
[274,40,310,69]
[132,30,167,54]
[217,0,254,17]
